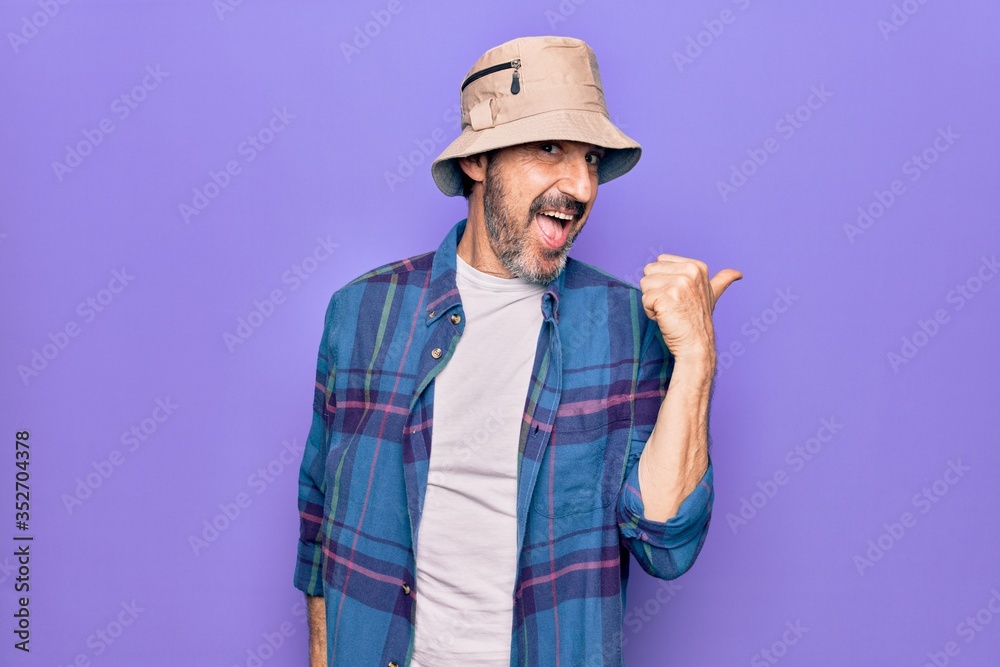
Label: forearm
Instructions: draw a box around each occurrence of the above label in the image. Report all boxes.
[636,353,714,522]
[307,594,327,667]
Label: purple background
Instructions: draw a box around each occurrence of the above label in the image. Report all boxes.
[2,1,999,665]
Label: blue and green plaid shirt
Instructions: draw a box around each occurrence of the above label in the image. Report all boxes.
[294,218,714,666]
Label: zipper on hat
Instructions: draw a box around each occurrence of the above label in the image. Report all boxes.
[461,59,521,95]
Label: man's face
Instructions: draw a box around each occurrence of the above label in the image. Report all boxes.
[480,140,604,285]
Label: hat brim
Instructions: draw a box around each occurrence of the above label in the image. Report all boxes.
[431,109,641,197]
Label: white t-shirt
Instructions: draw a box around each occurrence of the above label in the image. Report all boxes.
[410,252,546,666]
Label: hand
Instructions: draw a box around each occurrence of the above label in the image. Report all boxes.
[639,253,742,363]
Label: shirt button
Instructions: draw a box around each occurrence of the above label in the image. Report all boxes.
[428,310,435,319]
[388,662,399,667]
[431,348,443,359]
[402,582,411,595]
[450,313,461,324]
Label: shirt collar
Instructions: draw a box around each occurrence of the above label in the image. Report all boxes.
[425,218,565,326]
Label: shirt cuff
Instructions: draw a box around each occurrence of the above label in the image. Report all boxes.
[618,459,713,549]
[293,537,326,597]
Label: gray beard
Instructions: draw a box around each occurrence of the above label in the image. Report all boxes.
[481,161,573,286]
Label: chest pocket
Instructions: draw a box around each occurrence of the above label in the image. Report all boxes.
[531,400,631,518]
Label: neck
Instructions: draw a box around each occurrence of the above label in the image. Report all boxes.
[457,191,513,278]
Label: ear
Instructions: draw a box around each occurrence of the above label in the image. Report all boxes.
[458,153,489,187]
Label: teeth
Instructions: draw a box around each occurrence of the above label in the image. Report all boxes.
[540,211,572,221]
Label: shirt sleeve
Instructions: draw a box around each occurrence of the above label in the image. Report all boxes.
[616,316,714,581]
[293,293,338,596]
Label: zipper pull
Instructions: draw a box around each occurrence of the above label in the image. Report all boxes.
[510,59,521,95]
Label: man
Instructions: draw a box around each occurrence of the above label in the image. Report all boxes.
[294,36,741,666]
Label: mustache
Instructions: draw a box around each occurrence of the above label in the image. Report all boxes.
[528,195,585,219]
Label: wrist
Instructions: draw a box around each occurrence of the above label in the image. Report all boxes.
[672,347,715,373]
[667,350,715,395]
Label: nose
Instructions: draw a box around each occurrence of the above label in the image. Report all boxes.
[557,153,595,205]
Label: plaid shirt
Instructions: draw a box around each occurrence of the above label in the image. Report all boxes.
[294,218,714,666]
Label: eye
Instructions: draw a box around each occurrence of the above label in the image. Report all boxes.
[585,152,603,166]
[538,143,558,154]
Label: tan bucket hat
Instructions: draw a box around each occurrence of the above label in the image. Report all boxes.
[431,36,642,197]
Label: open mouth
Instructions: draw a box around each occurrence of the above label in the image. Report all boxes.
[534,209,574,249]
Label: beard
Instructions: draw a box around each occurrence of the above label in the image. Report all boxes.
[481,156,586,286]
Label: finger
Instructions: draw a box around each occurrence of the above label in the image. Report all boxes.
[709,268,743,304]
[656,253,700,265]
[644,260,705,281]
[639,273,694,299]
[656,254,706,277]
[640,290,658,320]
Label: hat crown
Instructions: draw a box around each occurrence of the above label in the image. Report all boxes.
[459,36,609,132]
